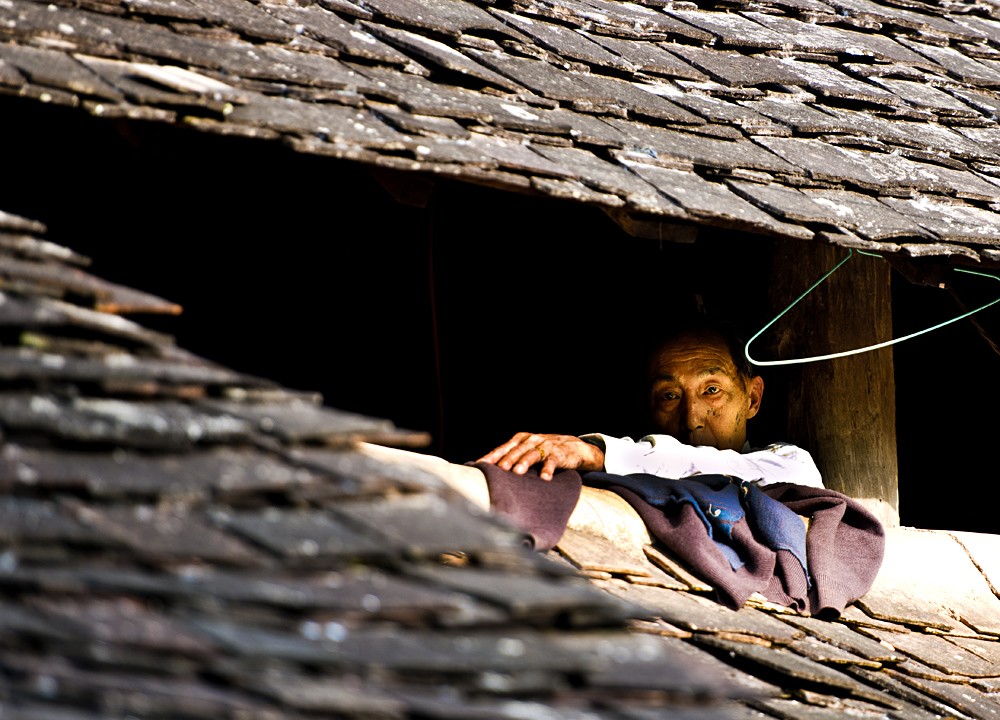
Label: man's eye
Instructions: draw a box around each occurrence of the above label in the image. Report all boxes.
[660,391,678,401]
[705,386,721,395]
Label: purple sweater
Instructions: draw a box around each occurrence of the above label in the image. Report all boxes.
[474,462,885,617]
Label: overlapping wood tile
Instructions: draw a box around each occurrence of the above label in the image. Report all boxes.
[609,120,800,174]
[780,614,908,664]
[0,347,256,394]
[0,44,124,101]
[1,653,283,719]
[216,507,399,563]
[728,181,925,240]
[787,633,884,668]
[0,293,175,348]
[364,0,520,40]
[412,561,638,625]
[601,581,805,642]
[365,24,523,91]
[882,666,1000,719]
[334,491,531,558]
[692,634,898,704]
[532,144,681,215]
[847,664,983,718]
[899,38,1000,86]
[863,629,1000,679]
[0,496,105,547]
[492,11,637,73]
[882,196,1000,246]
[870,76,984,117]
[2,0,1000,266]
[76,55,247,112]
[750,11,941,65]
[1,445,217,498]
[622,162,814,237]
[665,10,793,50]
[537,0,716,43]
[665,45,806,88]
[591,36,708,81]
[71,502,265,565]
[198,396,421,447]
[643,543,715,592]
[0,393,257,450]
[670,91,792,133]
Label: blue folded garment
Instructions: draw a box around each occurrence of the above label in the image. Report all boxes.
[583,472,808,584]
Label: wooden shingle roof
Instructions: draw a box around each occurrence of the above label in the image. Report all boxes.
[0,209,749,718]
[5,0,1000,267]
[4,207,1000,717]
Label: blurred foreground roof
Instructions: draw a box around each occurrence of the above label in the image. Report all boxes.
[3,208,1000,718]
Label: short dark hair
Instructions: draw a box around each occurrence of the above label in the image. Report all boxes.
[645,315,754,383]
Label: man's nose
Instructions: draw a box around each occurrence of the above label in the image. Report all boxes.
[683,395,707,429]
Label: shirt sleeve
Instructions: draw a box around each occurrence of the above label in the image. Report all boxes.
[579,433,824,488]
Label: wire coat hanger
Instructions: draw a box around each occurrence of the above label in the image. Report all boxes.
[745,249,1000,367]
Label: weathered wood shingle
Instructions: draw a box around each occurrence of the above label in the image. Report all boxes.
[6,0,1000,266]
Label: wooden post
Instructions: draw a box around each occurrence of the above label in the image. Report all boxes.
[766,240,899,528]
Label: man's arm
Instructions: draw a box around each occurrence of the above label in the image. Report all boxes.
[580,433,824,488]
[476,432,605,481]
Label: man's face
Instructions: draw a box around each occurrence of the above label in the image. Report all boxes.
[648,332,764,451]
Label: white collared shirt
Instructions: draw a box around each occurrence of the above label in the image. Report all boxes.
[580,433,824,488]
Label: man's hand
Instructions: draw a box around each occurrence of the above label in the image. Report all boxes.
[477,432,605,481]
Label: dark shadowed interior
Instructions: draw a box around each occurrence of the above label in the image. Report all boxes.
[6,96,998,532]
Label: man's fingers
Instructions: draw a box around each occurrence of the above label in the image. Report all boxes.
[539,456,557,481]
[476,433,531,464]
[479,433,590,479]
[513,443,545,474]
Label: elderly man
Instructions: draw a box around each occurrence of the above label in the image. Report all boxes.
[478,318,823,488]
[364,317,881,614]
[468,318,892,617]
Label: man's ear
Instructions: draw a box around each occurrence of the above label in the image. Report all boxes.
[746,375,764,419]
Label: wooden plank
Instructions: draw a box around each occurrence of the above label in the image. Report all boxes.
[334,492,527,558]
[881,669,1000,720]
[602,582,804,643]
[693,635,898,706]
[625,163,813,238]
[0,43,124,102]
[0,293,176,348]
[260,4,411,65]
[781,614,907,664]
[0,347,265,396]
[361,0,519,39]
[556,527,653,577]
[198,397,429,448]
[788,634,883,668]
[765,239,899,527]
[365,24,522,91]
[67,500,264,566]
[217,508,401,562]
[411,563,635,625]
[644,543,714,592]
[0,233,89,266]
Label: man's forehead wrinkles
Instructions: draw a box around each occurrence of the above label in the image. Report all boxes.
[652,355,736,373]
